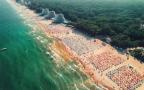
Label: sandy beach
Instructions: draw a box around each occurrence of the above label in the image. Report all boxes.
[8,0,144,90]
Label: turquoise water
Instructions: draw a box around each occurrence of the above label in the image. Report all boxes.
[0,0,57,90]
[0,0,101,90]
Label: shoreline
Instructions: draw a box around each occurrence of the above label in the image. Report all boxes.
[8,0,144,90]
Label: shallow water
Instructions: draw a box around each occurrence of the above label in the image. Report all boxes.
[0,0,101,90]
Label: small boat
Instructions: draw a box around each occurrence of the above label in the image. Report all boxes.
[0,48,7,52]
[45,52,50,55]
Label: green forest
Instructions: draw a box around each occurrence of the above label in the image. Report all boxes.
[129,49,144,62]
[17,0,144,61]
[18,0,144,49]
[21,0,144,49]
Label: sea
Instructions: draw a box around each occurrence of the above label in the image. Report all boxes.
[0,0,101,90]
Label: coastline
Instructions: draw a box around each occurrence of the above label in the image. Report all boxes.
[8,0,144,90]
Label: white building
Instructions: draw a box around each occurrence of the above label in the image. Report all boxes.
[140,24,144,29]
[53,14,68,23]
[40,8,48,16]
[45,11,56,19]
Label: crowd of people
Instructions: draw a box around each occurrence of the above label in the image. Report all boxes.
[47,24,71,35]
[61,35,102,56]
[107,65,143,90]
[88,51,125,71]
